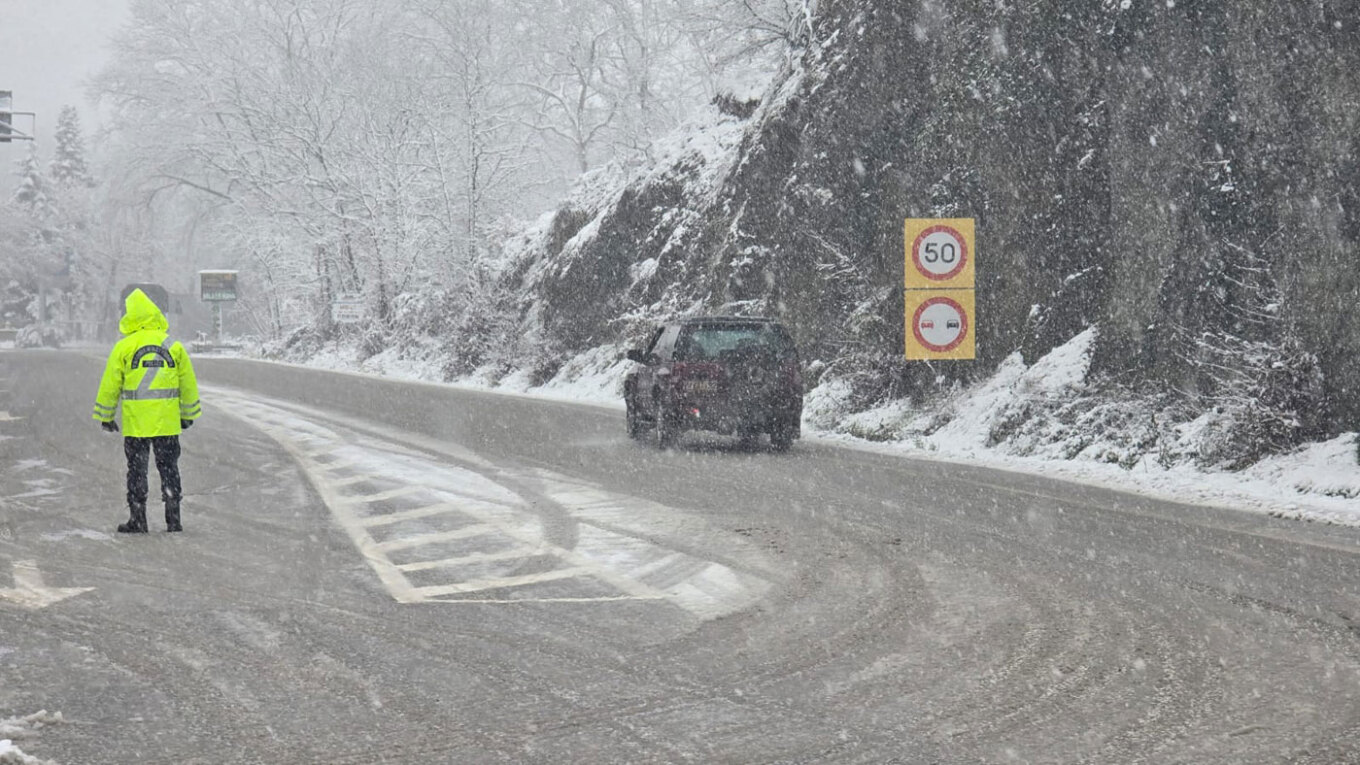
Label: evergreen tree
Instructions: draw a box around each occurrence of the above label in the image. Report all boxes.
[49,106,94,188]
[12,145,54,218]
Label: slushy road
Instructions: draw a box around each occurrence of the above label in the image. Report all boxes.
[2,350,1358,763]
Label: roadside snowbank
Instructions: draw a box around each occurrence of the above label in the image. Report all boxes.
[806,327,1360,527]
[0,711,63,765]
[238,329,1360,528]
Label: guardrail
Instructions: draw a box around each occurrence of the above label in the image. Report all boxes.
[189,342,246,354]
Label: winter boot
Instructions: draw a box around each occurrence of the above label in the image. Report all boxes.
[117,502,148,533]
[165,498,182,533]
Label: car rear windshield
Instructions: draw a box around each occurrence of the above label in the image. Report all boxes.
[675,323,796,361]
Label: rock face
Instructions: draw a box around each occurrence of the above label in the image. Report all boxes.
[508,0,1360,439]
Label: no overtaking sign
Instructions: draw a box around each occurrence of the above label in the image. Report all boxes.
[906,290,974,360]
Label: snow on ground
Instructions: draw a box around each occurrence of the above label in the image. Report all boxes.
[0,740,55,765]
[492,344,631,406]
[808,327,1360,527]
[38,529,113,543]
[237,327,1360,528]
[0,711,63,765]
[230,338,628,410]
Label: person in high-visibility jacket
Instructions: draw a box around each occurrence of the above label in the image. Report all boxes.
[92,288,202,533]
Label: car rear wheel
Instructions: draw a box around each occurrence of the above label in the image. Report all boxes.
[626,401,645,440]
[769,422,796,452]
[737,428,761,450]
[653,401,679,449]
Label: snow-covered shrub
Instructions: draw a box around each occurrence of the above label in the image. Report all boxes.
[388,286,451,340]
[0,281,31,327]
[14,324,61,349]
[266,325,325,360]
[439,288,518,381]
[1184,332,1326,469]
[992,392,1174,469]
[802,376,854,431]
[357,327,388,363]
[986,328,1100,451]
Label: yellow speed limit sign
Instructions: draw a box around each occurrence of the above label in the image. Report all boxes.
[904,218,974,290]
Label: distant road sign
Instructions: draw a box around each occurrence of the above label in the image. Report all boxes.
[904,218,975,290]
[199,270,238,302]
[906,290,975,360]
[331,294,365,324]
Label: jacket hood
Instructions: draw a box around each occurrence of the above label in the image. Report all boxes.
[119,289,169,335]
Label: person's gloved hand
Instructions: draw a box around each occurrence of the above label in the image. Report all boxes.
[100,420,119,433]
[180,419,193,430]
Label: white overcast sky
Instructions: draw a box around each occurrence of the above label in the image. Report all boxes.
[0,0,129,177]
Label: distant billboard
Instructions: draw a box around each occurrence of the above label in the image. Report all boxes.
[199,270,238,302]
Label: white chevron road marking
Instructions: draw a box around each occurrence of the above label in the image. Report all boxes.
[211,387,776,618]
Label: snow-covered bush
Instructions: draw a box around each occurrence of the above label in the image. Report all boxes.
[1183,332,1326,469]
[265,325,326,360]
[13,324,62,349]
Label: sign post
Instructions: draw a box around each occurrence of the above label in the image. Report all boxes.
[904,218,976,361]
[198,270,238,344]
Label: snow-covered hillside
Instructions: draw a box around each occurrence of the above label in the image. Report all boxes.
[252,0,1360,525]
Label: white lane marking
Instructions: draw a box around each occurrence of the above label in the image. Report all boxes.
[373,526,497,553]
[213,392,665,605]
[397,548,541,571]
[429,596,665,604]
[532,470,779,615]
[0,411,23,422]
[414,566,595,598]
[360,503,463,528]
[210,387,776,615]
[315,460,357,473]
[0,560,94,610]
[629,552,689,580]
[346,485,424,503]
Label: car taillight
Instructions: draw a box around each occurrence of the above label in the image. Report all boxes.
[783,361,802,389]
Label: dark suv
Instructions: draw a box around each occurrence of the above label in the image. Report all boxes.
[624,317,803,450]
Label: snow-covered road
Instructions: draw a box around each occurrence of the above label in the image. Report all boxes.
[2,350,1358,763]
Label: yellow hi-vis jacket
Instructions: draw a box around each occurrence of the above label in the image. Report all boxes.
[92,289,202,437]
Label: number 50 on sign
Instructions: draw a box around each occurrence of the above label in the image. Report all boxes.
[904,218,974,290]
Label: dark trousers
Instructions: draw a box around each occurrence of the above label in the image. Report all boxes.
[124,436,181,508]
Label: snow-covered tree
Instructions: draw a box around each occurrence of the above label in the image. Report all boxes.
[49,106,95,188]
[89,0,785,341]
[12,145,54,218]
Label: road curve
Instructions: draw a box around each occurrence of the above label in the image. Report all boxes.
[1,351,1358,764]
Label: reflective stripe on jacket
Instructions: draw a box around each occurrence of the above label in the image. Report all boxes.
[92,289,202,437]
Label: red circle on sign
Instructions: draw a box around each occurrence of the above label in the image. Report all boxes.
[912,296,969,353]
[911,225,969,282]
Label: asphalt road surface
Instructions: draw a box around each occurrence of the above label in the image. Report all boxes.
[2,349,1359,764]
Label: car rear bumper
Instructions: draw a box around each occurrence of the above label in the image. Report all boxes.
[665,395,802,436]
